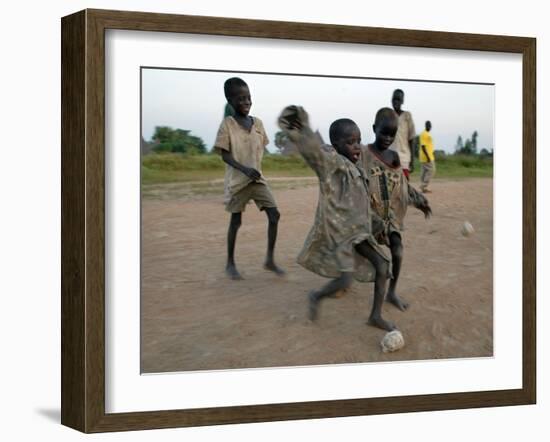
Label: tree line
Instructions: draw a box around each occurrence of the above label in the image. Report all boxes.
[143,126,493,158]
[144,126,207,155]
[453,131,492,157]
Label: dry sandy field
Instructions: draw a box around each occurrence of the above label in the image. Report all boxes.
[141,177,493,373]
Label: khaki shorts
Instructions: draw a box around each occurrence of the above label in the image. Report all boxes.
[225,182,277,213]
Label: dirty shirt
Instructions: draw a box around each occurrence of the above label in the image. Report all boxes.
[293,130,389,282]
[214,116,269,203]
[359,145,410,244]
[389,110,416,170]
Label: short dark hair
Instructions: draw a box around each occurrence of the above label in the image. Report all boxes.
[392,88,404,97]
[329,118,357,145]
[224,77,248,99]
[374,107,398,127]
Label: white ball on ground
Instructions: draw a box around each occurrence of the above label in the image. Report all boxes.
[461,221,475,237]
[380,330,405,353]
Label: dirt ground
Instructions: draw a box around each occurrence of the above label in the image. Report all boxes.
[141,177,493,373]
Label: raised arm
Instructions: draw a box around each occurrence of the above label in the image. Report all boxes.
[277,106,328,178]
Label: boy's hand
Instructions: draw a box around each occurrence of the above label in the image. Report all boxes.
[371,212,386,237]
[420,202,432,219]
[278,105,310,141]
[242,167,261,181]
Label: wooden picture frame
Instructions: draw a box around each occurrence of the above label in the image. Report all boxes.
[61,8,536,433]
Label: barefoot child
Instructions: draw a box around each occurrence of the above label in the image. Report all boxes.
[278,105,396,331]
[214,77,284,279]
[359,107,431,311]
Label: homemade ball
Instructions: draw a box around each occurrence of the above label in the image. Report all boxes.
[380,330,405,353]
[461,221,475,237]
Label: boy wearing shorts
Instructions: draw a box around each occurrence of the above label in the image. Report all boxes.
[215,77,284,279]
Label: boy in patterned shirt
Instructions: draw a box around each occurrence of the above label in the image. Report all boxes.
[215,77,284,280]
[359,107,431,312]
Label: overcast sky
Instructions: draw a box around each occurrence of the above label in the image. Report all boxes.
[142,68,494,154]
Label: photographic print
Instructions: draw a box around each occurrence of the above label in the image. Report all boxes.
[140,68,494,374]
[62,9,535,432]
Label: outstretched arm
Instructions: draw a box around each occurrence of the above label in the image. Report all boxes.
[278,106,328,177]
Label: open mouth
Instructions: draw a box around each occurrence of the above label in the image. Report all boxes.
[351,152,360,162]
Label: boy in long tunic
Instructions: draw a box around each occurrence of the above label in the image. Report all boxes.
[215,77,284,279]
[359,107,431,311]
[389,89,416,180]
[278,105,396,331]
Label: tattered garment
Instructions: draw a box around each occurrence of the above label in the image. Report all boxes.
[293,130,389,282]
[359,145,410,245]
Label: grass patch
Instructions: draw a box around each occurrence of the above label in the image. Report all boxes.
[424,154,493,178]
[142,152,222,171]
[141,152,313,184]
[142,167,224,184]
[141,152,492,185]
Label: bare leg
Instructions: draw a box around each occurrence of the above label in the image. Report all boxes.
[386,232,409,311]
[355,241,396,331]
[308,272,353,321]
[226,212,243,280]
[263,207,285,275]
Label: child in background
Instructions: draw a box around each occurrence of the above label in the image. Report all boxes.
[389,89,416,180]
[419,120,436,193]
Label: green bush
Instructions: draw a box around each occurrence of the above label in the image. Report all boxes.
[150,126,207,154]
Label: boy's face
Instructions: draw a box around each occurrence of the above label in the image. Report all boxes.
[373,117,398,150]
[391,91,404,112]
[333,124,362,163]
[227,85,252,117]
[426,121,432,131]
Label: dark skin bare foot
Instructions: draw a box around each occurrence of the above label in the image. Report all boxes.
[386,292,410,311]
[308,291,320,321]
[327,287,349,298]
[225,264,243,280]
[305,273,352,321]
[367,315,397,331]
[263,261,286,276]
